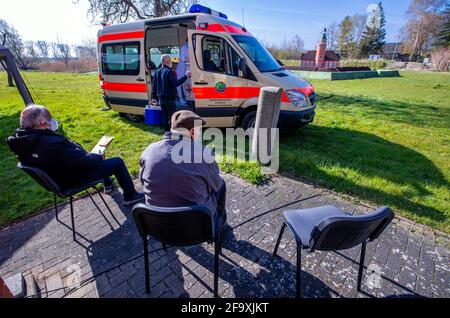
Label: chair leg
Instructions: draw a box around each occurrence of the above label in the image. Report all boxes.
[273,223,286,257]
[87,190,113,229]
[69,196,76,241]
[357,241,367,292]
[296,244,302,298]
[93,186,120,226]
[214,239,220,298]
[219,225,224,255]
[143,237,150,294]
[54,193,59,221]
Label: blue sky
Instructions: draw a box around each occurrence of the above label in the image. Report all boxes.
[1,0,412,48]
[206,0,411,48]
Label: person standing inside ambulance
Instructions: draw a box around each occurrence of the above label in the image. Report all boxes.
[176,40,190,104]
[151,55,191,131]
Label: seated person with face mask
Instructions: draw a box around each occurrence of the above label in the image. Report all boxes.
[7,105,144,206]
[139,110,227,223]
[203,50,218,72]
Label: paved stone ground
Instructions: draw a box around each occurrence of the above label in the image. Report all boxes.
[0,174,448,298]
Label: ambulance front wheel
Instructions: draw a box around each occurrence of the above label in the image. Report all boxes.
[241,111,257,131]
[120,113,144,123]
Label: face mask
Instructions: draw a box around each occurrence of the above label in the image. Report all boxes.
[50,118,59,131]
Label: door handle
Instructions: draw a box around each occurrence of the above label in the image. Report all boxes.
[136,78,145,82]
[194,81,208,86]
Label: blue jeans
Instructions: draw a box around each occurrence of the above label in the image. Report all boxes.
[84,157,137,199]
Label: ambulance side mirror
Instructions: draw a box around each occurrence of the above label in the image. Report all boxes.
[238,58,249,79]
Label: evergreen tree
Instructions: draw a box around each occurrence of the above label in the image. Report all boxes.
[359,2,386,57]
[337,16,354,58]
[435,4,450,47]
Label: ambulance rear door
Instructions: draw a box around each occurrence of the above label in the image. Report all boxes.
[100,36,147,116]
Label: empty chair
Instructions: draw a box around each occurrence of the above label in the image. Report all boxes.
[273,205,394,298]
[17,162,119,241]
[132,203,225,298]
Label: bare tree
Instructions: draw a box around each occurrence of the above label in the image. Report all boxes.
[36,40,50,60]
[82,37,98,60]
[24,41,40,68]
[326,22,339,51]
[52,38,71,65]
[262,35,304,60]
[78,0,200,23]
[0,19,15,86]
[400,0,447,60]
[351,14,368,44]
[0,17,38,88]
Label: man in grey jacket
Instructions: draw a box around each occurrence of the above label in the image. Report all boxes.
[139,110,226,222]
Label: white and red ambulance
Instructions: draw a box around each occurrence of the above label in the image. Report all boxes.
[97,4,316,129]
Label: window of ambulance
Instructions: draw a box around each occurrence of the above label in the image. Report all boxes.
[101,42,140,75]
[192,35,242,77]
[232,35,283,73]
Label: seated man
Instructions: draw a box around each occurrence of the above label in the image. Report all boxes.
[203,50,218,72]
[139,110,226,223]
[7,105,144,206]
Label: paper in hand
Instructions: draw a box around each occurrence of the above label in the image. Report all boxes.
[91,136,114,155]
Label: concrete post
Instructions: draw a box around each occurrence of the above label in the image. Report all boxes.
[251,87,282,171]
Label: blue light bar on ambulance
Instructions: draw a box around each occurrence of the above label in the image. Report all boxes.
[189,4,228,19]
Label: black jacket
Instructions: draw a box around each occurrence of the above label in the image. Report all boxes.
[7,129,103,189]
[152,65,188,101]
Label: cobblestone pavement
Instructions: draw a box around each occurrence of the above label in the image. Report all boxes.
[0,174,448,298]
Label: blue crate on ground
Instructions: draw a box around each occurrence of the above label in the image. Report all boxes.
[145,106,162,126]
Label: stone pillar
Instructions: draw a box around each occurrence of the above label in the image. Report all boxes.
[252,87,282,172]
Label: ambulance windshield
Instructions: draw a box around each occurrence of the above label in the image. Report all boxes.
[232,35,283,73]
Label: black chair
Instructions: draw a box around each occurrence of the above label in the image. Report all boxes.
[17,162,120,241]
[132,203,225,298]
[273,205,394,298]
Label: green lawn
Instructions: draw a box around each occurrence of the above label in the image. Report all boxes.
[0,71,449,232]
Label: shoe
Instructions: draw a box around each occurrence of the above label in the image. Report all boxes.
[123,192,145,206]
[104,182,115,195]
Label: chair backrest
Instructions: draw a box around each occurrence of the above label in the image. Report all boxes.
[17,162,62,194]
[132,203,216,246]
[309,206,394,252]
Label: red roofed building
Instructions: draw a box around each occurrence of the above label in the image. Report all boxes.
[300,28,340,71]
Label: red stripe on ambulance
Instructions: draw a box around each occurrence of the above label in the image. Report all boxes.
[193,86,313,103]
[98,31,145,43]
[196,24,250,35]
[196,24,227,32]
[102,82,147,93]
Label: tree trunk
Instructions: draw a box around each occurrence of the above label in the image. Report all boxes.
[1,60,14,87]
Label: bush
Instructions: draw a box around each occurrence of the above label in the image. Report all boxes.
[340,59,387,70]
[38,58,97,73]
[430,48,450,71]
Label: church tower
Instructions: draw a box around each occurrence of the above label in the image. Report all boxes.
[315,28,327,69]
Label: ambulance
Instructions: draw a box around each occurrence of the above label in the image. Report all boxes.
[97,4,317,129]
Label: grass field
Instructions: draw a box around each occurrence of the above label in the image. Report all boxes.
[0,71,449,232]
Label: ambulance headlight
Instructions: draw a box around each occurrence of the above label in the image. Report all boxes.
[285,90,308,107]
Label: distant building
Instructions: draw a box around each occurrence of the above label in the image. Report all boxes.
[383,42,407,61]
[300,28,340,70]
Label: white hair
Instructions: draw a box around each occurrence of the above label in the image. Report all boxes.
[20,104,51,129]
[161,54,171,63]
